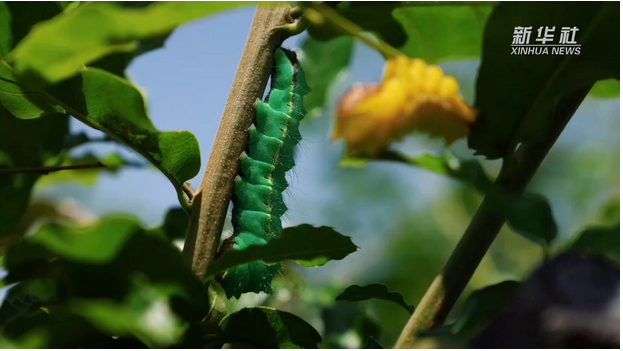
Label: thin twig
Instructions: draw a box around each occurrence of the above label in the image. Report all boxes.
[182,4,295,276]
[304,3,403,59]
[182,183,195,202]
[394,86,593,348]
[0,162,106,175]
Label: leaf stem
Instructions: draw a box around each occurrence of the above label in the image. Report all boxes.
[182,4,295,277]
[393,86,592,348]
[0,162,106,175]
[304,3,403,59]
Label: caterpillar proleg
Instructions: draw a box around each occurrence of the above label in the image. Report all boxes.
[220,48,310,299]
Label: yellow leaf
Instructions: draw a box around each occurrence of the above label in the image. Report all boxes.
[333,56,478,157]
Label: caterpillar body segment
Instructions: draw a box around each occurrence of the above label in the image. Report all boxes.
[221,48,310,299]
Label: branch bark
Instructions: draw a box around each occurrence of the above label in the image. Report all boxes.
[394,86,592,348]
[183,5,294,277]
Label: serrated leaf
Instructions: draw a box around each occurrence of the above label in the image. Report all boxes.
[218,307,322,348]
[336,284,414,315]
[206,225,358,278]
[10,1,253,84]
[300,36,353,117]
[568,223,620,264]
[469,2,620,159]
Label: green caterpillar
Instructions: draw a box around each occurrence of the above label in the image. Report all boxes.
[220,48,310,299]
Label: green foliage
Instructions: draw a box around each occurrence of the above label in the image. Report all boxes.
[9,1,252,84]
[449,281,518,340]
[0,107,68,238]
[2,215,210,347]
[470,2,620,159]
[306,2,493,63]
[218,307,322,348]
[206,225,358,278]
[590,79,620,98]
[71,281,188,348]
[342,152,557,245]
[300,36,354,117]
[568,223,620,264]
[0,1,203,207]
[394,5,492,63]
[336,284,414,314]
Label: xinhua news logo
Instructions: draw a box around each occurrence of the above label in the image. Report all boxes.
[511,26,581,55]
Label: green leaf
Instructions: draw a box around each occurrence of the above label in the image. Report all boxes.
[394,5,493,63]
[568,223,620,264]
[0,58,64,119]
[300,36,354,117]
[336,284,414,315]
[0,296,47,339]
[37,152,141,186]
[149,207,189,241]
[5,215,209,317]
[0,1,65,57]
[0,107,68,238]
[71,281,188,348]
[27,215,141,263]
[206,225,358,278]
[470,2,620,159]
[10,1,253,84]
[589,79,620,98]
[426,281,518,342]
[342,151,557,244]
[75,69,201,186]
[218,307,322,348]
[307,3,407,48]
[307,3,493,63]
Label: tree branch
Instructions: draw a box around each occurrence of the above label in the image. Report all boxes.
[0,162,106,175]
[394,86,593,348]
[183,4,295,277]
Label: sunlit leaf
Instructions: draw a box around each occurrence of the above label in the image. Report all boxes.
[10,1,253,84]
